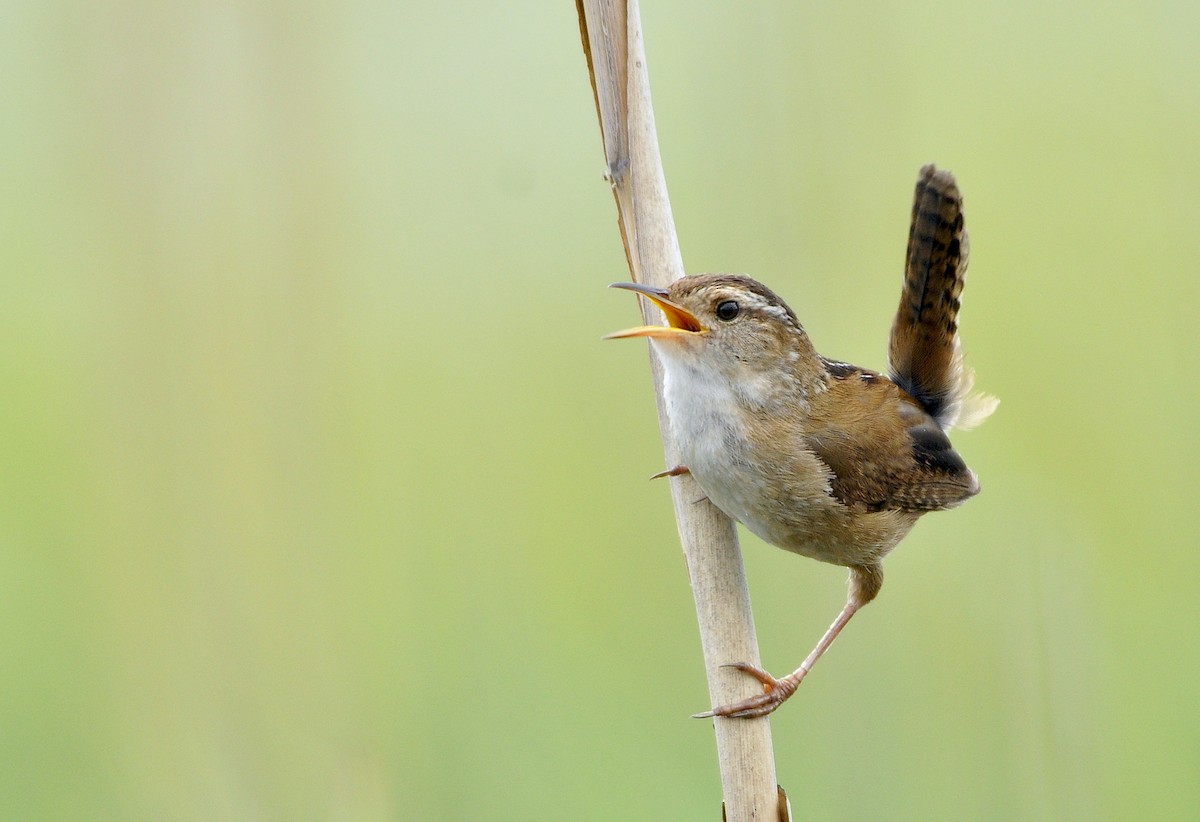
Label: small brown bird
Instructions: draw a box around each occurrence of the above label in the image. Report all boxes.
[607,165,996,718]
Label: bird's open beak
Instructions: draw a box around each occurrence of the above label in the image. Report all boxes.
[604,282,706,339]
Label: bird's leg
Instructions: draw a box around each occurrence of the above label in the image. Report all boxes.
[695,566,880,720]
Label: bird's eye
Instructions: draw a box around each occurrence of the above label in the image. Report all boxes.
[715,300,740,321]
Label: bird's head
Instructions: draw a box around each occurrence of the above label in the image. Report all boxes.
[606,274,820,388]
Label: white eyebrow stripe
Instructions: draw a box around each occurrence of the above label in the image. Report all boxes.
[736,292,796,326]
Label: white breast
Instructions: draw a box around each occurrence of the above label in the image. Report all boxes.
[657,347,785,542]
[653,341,870,566]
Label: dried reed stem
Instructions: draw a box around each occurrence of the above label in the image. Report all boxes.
[576,2,787,818]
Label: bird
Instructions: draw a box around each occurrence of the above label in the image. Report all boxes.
[605,165,996,719]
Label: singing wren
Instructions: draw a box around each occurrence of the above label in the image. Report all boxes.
[607,165,996,719]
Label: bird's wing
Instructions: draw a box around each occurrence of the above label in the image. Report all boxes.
[805,368,979,513]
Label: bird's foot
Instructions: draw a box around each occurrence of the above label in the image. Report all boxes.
[693,663,800,719]
[649,465,690,480]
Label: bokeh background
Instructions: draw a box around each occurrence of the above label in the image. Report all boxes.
[3,1,1197,819]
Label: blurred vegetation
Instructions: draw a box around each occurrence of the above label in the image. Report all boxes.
[2,0,1197,819]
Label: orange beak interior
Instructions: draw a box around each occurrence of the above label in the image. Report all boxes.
[604,282,706,339]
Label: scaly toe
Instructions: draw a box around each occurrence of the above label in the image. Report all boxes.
[720,662,777,691]
[694,666,799,719]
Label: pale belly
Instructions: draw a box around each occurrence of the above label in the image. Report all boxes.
[660,355,912,568]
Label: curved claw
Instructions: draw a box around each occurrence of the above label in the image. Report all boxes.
[692,663,800,720]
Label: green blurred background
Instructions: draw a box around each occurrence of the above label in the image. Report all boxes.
[3,0,1197,819]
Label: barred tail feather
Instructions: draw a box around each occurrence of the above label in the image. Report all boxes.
[889,164,996,431]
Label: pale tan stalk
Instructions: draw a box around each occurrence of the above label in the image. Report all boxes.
[576,2,787,818]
